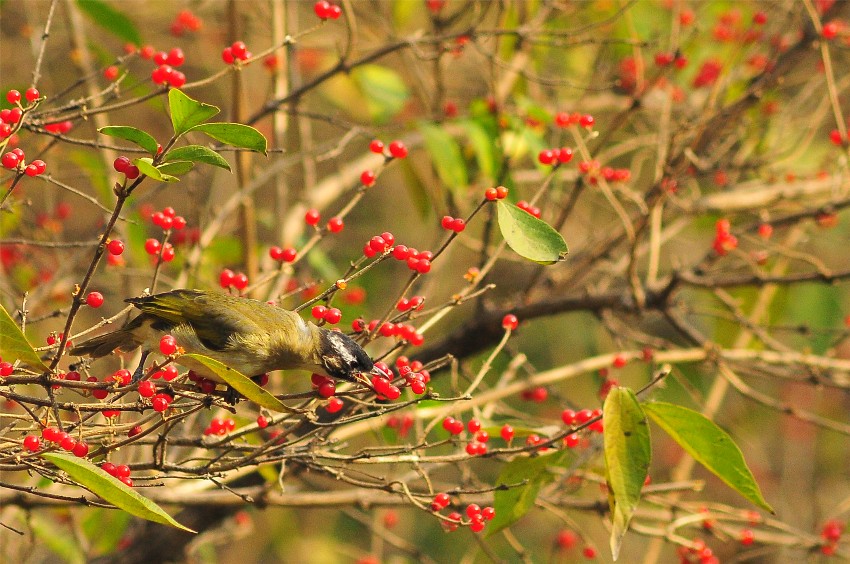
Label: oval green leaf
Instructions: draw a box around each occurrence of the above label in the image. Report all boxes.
[98,126,158,154]
[164,145,232,171]
[497,201,569,264]
[460,119,498,183]
[75,0,141,45]
[133,158,178,183]
[0,303,49,371]
[182,354,294,414]
[42,452,195,533]
[156,160,194,176]
[643,401,773,513]
[487,450,568,537]
[168,89,220,136]
[190,123,268,155]
[603,387,650,561]
[420,122,468,194]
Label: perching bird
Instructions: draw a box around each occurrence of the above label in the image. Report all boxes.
[70,289,378,386]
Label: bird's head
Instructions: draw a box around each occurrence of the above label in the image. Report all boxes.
[318,330,380,385]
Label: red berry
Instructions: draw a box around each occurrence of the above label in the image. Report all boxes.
[1,152,19,169]
[6,90,20,104]
[85,291,105,308]
[138,381,156,398]
[500,424,514,442]
[125,165,140,179]
[612,354,627,368]
[323,308,342,324]
[113,156,130,173]
[481,507,495,520]
[360,170,376,186]
[311,305,327,319]
[305,208,321,226]
[128,425,142,438]
[231,41,248,60]
[578,114,595,128]
[159,335,178,355]
[257,415,269,428]
[103,66,119,81]
[72,441,89,458]
[823,21,839,40]
[564,433,580,448]
[23,435,40,452]
[740,529,755,545]
[317,381,336,398]
[388,140,408,158]
[325,397,344,413]
[502,314,518,330]
[327,216,344,233]
[758,223,773,239]
[314,0,331,19]
[327,4,342,19]
[144,238,161,255]
[221,47,235,64]
[582,545,596,559]
[369,139,384,153]
[167,48,185,66]
[232,272,249,290]
[441,216,454,230]
[107,240,126,255]
[495,186,508,199]
[538,149,556,165]
[25,87,40,102]
[556,530,577,549]
[152,396,169,412]
[219,268,235,288]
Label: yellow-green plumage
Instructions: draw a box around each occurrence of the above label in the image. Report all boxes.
[71,289,375,384]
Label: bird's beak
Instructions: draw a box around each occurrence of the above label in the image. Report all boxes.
[369,364,392,379]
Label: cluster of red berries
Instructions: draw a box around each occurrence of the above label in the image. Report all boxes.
[675,538,717,564]
[440,216,466,233]
[222,41,251,64]
[149,365,180,381]
[150,206,187,231]
[391,245,433,274]
[353,318,425,346]
[44,120,73,135]
[48,369,79,391]
[204,416,236,436]
[186,370,219,394]
[311,305,342,325]
[516,200,541,219]
[310,373,338,399]
[269,245,297,262]
[430,494,496,533]
[220,268,249,290]
[362,231,394,257]
[113,155,141,179]
[396,295,425,312]
[314,1,342,20]
[538,147,574,166]
[484,185,509,200]
[100,462,134,486]
[170,9,202,36]
[521,386,548,402]
[144,238,175,262]
[554,112,595,128]
[149,48,187,87]
[1,146,46,177]
[693,59,723,88]
[713,218,738,256]
[654,51,689,69]
[37,427,91,458]
[368,139,408,159]
[820,519,845,555]
[46,332,72,350]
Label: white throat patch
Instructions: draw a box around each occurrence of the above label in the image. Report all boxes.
[325,331,357,367]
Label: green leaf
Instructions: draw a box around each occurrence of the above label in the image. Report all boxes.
[98,126,158,154]
[156,161,194,176]
[400,158,434,220]
[31,514,86,564]
[350,65,410,124]
[460,119,498,183]
[604,387,651,560]
[190,123,267,155]
[0,302,49,371]
[182,354,294,414]
[168,89,220,136]
[497,201,569,264]
[41,452,195,532]
[164,145,232,171]
[419,122,468,194]
[75,0,141,45]
[487,451,568,536]
[643,402,773,512]
[133,158,178,183]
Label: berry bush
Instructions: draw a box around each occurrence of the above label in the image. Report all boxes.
[2,1,850,562]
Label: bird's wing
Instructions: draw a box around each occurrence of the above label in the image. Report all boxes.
[127,290,263,351]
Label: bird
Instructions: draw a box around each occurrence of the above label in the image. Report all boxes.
[70,289,379,387]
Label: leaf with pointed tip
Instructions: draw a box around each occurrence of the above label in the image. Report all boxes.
[42,452,195,533]
[497,201,569,264]
[604,387,651,561]
[98,126,158,154]
[164,145,232,171]
[643,402,773,513]
[133,158,178,182]
[190,123,267,155]
[182,354,293,413]
[0,302,49,371]
[168,89,220,136]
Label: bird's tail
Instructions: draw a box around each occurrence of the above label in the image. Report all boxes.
[69,330,137,358]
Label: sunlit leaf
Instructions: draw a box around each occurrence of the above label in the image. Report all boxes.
[604,387,651,560]
[182,354,294,414]
[497,201,568,264]
[190,123,267,155]
[98,126,158,154]
[487,451,568,536]
[420,122,467,194]
[42,452,195,532]
[351,65,409,124]
[0,302,49,371]
[168,89,219,136]
[164,145,232,171]
[643,402,773,512]
[75,0,141,45]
